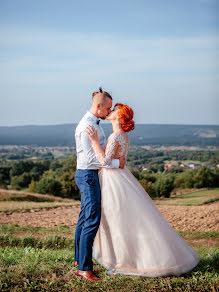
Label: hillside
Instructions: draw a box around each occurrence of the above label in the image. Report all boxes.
[0,123,218,146]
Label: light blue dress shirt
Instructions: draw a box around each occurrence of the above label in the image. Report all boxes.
[75,111,120,170]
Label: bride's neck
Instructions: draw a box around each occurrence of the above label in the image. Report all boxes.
[112,119,122,133]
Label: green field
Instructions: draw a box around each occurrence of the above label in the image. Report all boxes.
[0,201,77,212]
[0,189,218,291]
[1,188,219,214]
[154,188,219,206]
[0,224,218,292]
[0,189,79,213]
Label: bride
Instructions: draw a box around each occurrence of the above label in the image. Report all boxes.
[85,103,200,277]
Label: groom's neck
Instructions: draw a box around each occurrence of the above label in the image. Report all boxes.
[89,107,99,118]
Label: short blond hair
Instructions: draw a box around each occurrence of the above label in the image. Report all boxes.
[92,87,112,100]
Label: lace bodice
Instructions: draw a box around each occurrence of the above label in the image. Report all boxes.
[92,132,129,166]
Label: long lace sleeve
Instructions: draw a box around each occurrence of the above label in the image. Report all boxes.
[92,133,119,166]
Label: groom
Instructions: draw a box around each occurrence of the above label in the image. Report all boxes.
[74,88,126,281]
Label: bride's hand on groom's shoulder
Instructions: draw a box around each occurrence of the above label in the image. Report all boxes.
[85,125,98,142]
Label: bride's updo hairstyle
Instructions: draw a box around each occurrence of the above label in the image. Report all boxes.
[114,103,135,132]
[92,87,112,100]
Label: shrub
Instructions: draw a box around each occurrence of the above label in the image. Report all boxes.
[155,174,175,198]
[130,168,140,180]
[193,166,215,188]
[174,166,218,189]
[139,171,156,183]
[35,170,63,196]
[10,160,34,177]
[139,179,156,198]
[11,172,32,190]
[28,180,36,192]
[59,171,79,199]
[174,170,195,188]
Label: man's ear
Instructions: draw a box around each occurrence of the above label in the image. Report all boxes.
[97,103,101,109]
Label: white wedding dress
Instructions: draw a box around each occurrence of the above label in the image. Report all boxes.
[92,132,200,277]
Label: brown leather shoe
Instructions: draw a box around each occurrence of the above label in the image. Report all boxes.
[76,270,101,281]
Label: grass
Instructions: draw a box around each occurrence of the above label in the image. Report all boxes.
[1,188,219,212]
[154,188,219,206]
[0,188,80,212]
[178,230,219,238]
[181,160,206,165]
[0,188,218,290]
[0,188,74,202]
[0,201,77,212]
[0,224,218,292]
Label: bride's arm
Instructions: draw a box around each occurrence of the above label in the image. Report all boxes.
[85,125,118,166]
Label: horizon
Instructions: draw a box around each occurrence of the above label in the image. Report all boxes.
[1,122,219,128]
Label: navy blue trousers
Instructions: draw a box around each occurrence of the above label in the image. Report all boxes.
[74,169,101,271]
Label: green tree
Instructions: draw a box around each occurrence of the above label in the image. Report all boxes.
[193,166,215,188]
[50,160,63,171]
[59,171,79,199]
[139,179,156,198]
[155,174,175,198]
[53,155,79,199]
[129,168,140,180]
[10,160,34,177]
[164,166,183,174]
[35,170,63,197]
[0,166,11,188]
[212,167,219,187]
[174,170,195,188]
[11,172,32,190]
[28,180,36,192]
[60,155,77,174]
[139,171,156,183]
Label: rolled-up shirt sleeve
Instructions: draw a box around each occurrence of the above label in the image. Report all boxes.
[80,131,119,168]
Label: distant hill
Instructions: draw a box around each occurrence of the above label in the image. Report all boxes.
[0,124,218,146]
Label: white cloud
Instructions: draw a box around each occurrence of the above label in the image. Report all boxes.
[0,27,218,125]
[0,27,218,88]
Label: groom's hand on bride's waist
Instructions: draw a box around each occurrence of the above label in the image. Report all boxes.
[119,156,126,168]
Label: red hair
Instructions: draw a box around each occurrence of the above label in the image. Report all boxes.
[114,103,135,132]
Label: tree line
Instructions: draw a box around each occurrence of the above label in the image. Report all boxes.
[0,153,219,200]
[127,149,219,168]
[130,166,219,198]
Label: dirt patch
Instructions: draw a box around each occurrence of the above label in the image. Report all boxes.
[156,202,219,232]
[0,205,81,228]
[0,202,218,232]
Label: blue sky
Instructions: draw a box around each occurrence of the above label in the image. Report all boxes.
[0,0,218,126]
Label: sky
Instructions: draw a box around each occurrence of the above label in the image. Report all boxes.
[0,0,218,126]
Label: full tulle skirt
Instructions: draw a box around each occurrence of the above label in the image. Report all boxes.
[92,167,200,277]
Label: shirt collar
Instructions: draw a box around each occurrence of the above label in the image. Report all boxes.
[86,111,99,123]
